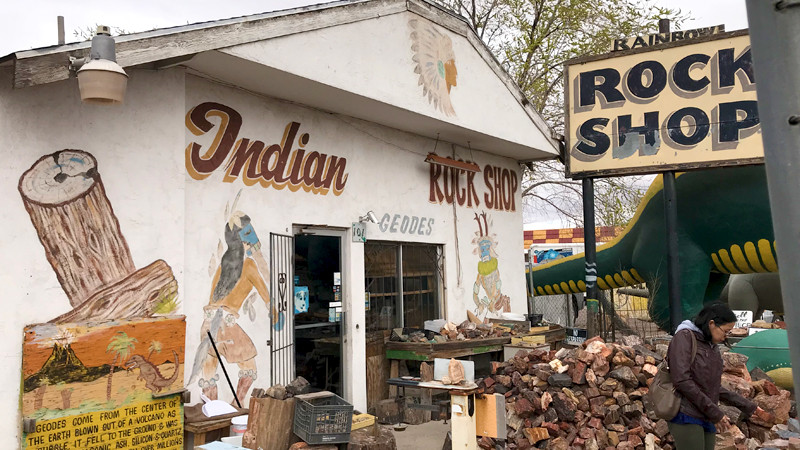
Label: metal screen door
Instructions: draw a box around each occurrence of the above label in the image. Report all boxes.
[270,233,295,386]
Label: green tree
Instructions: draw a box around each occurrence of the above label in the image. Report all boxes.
[106,331,137,401]
[436,0,686,227]
[147,340,163,361]
[73,25,129,42]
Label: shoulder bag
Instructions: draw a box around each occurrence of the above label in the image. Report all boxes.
[648,332,697,420]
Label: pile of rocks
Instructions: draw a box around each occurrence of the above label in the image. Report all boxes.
[475,336,795,449]
[395,312,528,343]
[252,376,311,400]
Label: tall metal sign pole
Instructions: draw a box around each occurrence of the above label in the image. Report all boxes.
[745,0,800,398]
[658,19,683,333]
[583,178,601,338]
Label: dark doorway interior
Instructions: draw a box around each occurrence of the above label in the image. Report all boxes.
[294,234,342,396]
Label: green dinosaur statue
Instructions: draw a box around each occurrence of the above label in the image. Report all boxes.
[528,164,777,331]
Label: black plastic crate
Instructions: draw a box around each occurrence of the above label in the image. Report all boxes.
[293,392,353,444]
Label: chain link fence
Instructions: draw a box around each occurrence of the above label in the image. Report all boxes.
[530,289,669,343]
[526,261,669,343]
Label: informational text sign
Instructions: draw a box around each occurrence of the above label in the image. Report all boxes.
[733,310,754,329]
[565,328,588,345]
[24,396,183,450]
[565,30,763,178]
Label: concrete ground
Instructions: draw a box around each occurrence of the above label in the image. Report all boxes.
[393,420,450,450]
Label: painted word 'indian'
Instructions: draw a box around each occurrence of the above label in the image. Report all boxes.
[185,102,349,195]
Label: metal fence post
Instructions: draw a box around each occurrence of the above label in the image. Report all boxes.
[745,0,800,397]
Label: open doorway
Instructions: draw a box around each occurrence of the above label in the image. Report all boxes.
[293,232,343,396]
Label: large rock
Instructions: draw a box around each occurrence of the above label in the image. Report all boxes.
[448,358,465,385]
[722,372,755,398]
[723,352,752,382]
[286,376,310,396]
[572,361,588,385]
[591,357,610,377]
[522,427,549,444]
[548,373,573,388]
[266,384,287,400]
[552,393,576,422]
[420,362,433,382]
[608,366,639,389]
[514,397,536,418]
[753,391,792,427]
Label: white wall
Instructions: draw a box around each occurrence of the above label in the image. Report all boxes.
[0,63,528,444]
[222,11,549,152]
[0,66,186,444]
[182,75,527,410]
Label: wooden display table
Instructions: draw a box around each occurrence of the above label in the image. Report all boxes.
[387,378,496,450]
[183,403,248,447]
[185,417,234,446]
[385,336,510,361]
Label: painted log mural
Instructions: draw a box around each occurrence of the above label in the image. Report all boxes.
[18,149,179,322]
[18,150,184,448]
[19,150,136,307]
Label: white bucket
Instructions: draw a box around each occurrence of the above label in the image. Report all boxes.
[230,415,248,436]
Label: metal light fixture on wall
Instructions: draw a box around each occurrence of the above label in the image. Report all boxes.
[359,211,378,223]
[69,25,128,105]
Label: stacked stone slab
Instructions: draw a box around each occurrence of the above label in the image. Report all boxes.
[475,336,796,450]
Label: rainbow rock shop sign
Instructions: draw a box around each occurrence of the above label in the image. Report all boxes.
[185,102,349,195]
[565,30,764,178]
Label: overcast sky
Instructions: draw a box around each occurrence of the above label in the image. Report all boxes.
[1,0,749,56]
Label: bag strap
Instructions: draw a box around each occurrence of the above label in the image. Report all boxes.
[664,330,698,369]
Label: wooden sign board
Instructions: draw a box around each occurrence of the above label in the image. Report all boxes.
[24,396,182,450]
[21,316,186,449]
[565,327,588,345]
[565,30,763,178]
[475,393,506,439]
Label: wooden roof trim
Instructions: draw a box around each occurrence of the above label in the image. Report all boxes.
[12,0,405,89]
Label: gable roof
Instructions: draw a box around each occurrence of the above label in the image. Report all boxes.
[4,0,559,161]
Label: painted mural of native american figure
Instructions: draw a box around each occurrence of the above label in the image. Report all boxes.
[189,194,282,402]
[472,211,510,317]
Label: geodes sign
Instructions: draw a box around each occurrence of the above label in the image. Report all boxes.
[565,30,763,178]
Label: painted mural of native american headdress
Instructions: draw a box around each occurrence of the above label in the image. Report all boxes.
[472,211,498,262]
[408,19,458,117]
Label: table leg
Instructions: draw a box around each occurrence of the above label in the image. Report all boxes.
[389,360,399,398]
[449,393,477,450]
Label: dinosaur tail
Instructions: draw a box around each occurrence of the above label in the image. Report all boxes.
[527,173,673,297]
[528,238,642,297]
[167,350,181,385]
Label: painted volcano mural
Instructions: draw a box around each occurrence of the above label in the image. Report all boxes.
[22,316,185,417]
[24,342,110,393]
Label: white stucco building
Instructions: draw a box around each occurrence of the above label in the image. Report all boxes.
[1,0,557,445]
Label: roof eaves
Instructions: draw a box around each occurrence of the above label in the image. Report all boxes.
[11,0,404,89]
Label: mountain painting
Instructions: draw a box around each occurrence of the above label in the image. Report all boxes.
[22,315,185,418]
